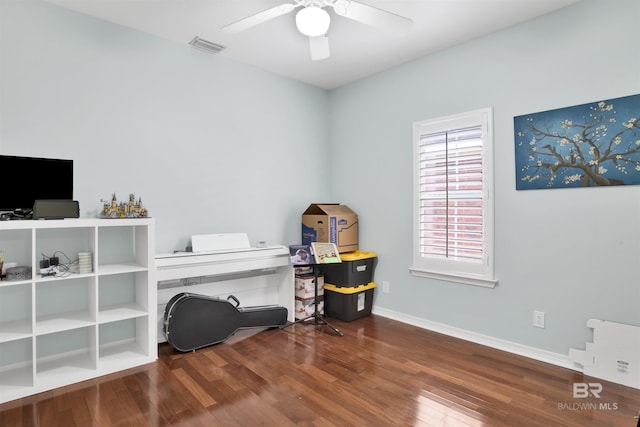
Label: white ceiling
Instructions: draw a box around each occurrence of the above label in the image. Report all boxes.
[44,0,581,90]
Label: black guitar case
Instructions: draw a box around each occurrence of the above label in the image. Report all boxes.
[163,292,288,352]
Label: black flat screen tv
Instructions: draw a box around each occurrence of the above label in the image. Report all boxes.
[0,155,73,212]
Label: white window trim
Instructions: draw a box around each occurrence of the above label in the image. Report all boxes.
[410,107,497,288]
[408,267,497,288]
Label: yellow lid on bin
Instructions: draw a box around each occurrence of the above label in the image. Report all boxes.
[339,251,377,261]
[324,282,377,294]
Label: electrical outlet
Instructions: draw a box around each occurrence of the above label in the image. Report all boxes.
[533,310,545,328]
[382,281,390,294]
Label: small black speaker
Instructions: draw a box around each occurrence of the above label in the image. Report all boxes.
[33,200,79,220]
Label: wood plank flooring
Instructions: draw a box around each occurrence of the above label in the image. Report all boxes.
[1,314,639,426]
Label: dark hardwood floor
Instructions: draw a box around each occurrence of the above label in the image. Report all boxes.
[1,314,639,426]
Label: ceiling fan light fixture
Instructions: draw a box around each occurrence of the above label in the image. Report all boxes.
[295,6,330,37]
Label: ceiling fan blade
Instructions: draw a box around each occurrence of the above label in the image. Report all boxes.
[221,3,298,33]
[332,0,412,32]
[309,35,330,61]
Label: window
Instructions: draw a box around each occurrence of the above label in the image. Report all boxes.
[411,108,496,287]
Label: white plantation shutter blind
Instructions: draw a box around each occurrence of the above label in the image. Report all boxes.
[419,125,483,262]
[412,108,495,287]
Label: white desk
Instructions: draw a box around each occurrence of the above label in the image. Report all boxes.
[155,246,294,342]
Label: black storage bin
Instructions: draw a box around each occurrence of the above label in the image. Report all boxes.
[324,282,376,322]
[319,251,377,287]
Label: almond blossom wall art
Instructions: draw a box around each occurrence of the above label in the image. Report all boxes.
[514,94,640,190]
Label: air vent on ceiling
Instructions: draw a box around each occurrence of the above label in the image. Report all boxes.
[189,36,226,54]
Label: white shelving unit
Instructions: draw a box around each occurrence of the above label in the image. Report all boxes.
[0,218,156,404]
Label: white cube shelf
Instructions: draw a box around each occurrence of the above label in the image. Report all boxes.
[0,218,156,404]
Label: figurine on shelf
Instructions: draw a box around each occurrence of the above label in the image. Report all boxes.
[100,193,148,218]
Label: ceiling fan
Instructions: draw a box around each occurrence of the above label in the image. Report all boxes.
[220,0,413,61]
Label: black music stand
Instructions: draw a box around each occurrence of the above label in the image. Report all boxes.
[282,263,343,336]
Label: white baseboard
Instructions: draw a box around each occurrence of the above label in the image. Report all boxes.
[372,306,580,371]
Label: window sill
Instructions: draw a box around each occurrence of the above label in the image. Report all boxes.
[409,267,497,288]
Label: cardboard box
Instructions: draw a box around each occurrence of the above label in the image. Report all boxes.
[295,296,324,319]
[295,274,324,299]
[302,204,358,253]
[294,266,313,276]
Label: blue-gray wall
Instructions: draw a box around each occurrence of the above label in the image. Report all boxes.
[329,0,640,356]
[0,0,330,253]
[1,0,638,358]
